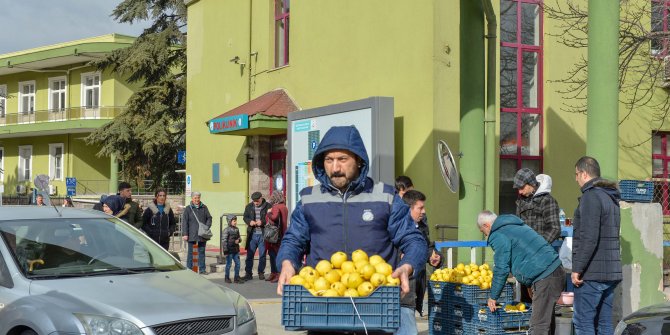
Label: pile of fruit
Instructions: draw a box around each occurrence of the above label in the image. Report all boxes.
[429,262,493,290]
[478,302,527,314]
[288,249,399,297]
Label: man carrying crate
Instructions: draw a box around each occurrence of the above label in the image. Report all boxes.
[477,210,565,335]
[277,125,428,334]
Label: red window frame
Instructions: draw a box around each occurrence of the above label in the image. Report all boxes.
[269,135,287,198]
[652,0,670,57]
[652,132,670,215]
[274,0,290,67]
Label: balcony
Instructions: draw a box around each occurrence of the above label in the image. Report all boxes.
[0,106,124,126]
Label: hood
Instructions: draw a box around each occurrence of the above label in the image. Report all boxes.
[148,201,171,215]
[534,174,552,196]
[582,178,621,205]
[489,214,524,238]
[28,270,238,327]
[312,126,370,193]
[101,195,126,215]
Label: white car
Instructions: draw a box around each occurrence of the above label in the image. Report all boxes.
[0,206,257,335]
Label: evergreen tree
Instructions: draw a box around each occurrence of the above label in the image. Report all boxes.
[86,0,186,189]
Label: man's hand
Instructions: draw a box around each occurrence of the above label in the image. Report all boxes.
[429,251,441,267]
[182,235,188,241]
[277,260,296,296]
[571,272,583,287]
[488,298,497,312]
[391,263,413,296]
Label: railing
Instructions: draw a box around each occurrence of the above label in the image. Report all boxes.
[652,179,670,216]
[0,106,124,126]
[75,179,186,196]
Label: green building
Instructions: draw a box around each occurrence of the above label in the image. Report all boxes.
[0,34,137,197]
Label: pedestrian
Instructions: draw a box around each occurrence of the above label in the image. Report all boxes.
[513,168,561,305]
[141,188,176,250]
[395,175,414,198]
[117,182,143,229]
[402,189,442,317]
[182,191,213,274]
[243,191,271,280]
[265,190,288,283]
[222,214,244,284]
[572,156,622,334]
[100,195,125,216]
[35,194,46,206]
[277,125,427,335]
[477,210,564,335]
[62,197,74,207]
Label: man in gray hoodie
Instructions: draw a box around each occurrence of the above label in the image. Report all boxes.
[514,168,561,244]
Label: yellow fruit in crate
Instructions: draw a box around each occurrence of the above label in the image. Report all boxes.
[359,264,376,280]
[290,275,306,286]
[480,282,490,290]
[370,272,387,287]
[357,281,374,297]
[518,303,527,312]
[341,261,356,274]
[315,260,333,276]
[354,260,369,271]
[308,288,318,296]
[299,266,316,277]
[369,255,385,267]
[330,251,347,269]
[352,249,369,263]
[324,269,341,284]
[456,263,465,271]
[386,275,400,286]
[346,272,364,289]
[341,273,350,286]
[462,277,471,285]
[344,288,360,297]
[322,289,340,297]
[471,279,481,286]
[314,277,330,292]
[336,269,343,277]
[375,262,393,277]
[300,267,319,284]
[464,267,472,275]
[331,282,347,296]
[472,270,480,277]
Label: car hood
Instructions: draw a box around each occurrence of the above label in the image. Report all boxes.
[28,269,238,327]
[625,303,670,321]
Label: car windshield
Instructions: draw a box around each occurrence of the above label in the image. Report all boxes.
[0,217,184,279]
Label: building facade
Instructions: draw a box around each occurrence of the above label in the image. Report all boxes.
[184,0,669,247]
[0,34,137,197]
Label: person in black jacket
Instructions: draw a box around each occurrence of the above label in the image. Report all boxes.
[243,192,271,280]
[141,188,175,250]
[572,156,622,335]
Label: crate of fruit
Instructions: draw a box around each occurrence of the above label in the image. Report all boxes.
[619,180,654,202]
[474,303,531,333]
[430,301,481,324]
[450,283,514,305]
[282,284,400,332]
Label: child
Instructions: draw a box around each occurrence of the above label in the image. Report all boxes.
[222,214,244,284]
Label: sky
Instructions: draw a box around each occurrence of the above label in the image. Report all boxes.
[0,0,149,54]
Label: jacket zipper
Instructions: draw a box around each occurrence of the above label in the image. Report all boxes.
[342,190,348,254]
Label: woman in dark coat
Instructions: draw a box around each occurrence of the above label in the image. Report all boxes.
[264,190,288,283]
[141,188,176,250]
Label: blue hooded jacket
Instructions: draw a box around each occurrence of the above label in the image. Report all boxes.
[488,215,561,300]
[277,126,427,273]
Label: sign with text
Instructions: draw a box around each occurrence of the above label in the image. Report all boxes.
[185,174,192,197]
[66,177,77,196]
[208,114,249,133]
[177,150,186,164]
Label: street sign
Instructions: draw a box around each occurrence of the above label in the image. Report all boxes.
[185,174,192,197]
[178,151,186,164]
[66,177,77,196]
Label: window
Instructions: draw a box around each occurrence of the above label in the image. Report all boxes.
[499,0,543,214]
[652,0,670,56]
[81,72,101,108]
[0,147,4,182]
[18,145,32,182]
[48,76,67,111]
[653,133,670,215]
[18,81,36,114]
[0,85,6,118]
[49,143,64,181]
[274,0,290,67]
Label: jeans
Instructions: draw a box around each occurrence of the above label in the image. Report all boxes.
[268,248,278,273]
[225,253,241,278]
[573,280,620,335]
[186,241,206,273]
[396,306,417,335]
[530,266,565,335]
[245,232,266,275]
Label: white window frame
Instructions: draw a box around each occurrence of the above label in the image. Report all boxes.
[0,84,6,118]
[18,80,36,115]
[0,146,4,182]
[48,76,67,112]
[49,143,64,181]
[81,72,101,109]
[18,145,32,182]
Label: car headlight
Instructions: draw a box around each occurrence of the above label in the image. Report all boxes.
[75,313,143,335]
[614,320,627,335]
[235,294,255,326]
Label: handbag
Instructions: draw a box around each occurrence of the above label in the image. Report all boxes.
[190,207,213,240]
[263,212,281,244]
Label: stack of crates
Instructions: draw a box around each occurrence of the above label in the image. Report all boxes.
[428,281,530,335]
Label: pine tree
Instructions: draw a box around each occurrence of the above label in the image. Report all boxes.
[86,0,187,189]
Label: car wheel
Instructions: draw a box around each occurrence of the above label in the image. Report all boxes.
[20,330,38,335]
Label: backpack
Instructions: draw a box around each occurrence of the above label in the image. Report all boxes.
[263,213,281,244]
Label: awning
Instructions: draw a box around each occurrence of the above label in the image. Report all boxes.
[207,89,299,136]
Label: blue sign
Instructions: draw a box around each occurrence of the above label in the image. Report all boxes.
[293,120,312,132]
[177,151,186,164]
[66,177,76,196]
[209,114,249,133]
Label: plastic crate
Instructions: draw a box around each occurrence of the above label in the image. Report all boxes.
[430,316,469,335]
[281,284,400,332]
[619,180,654,202]
[475,305,532,331]
[450,283,514,305]
[429,301,482,323]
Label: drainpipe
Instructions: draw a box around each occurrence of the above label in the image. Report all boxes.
[482,0,497,213]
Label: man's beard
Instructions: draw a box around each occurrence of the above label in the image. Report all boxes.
[329,173,350,189]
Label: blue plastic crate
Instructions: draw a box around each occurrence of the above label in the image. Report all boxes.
[475,304,532,331]
[429,301,482,323]
[430,316,472,335]
[429,280,448,303]
[450,283,514,305]
[281,284,400,332]
[619,180,654,202]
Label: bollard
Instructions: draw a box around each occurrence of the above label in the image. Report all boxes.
[192,242,199,273]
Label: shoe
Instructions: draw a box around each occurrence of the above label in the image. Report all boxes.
[199,271,208,275]
[243,273,253,280]
[225,278,232,283]
[258,273,265,280]
[234,277,245,284]
[264,273,275,281]
[270,273,279,283]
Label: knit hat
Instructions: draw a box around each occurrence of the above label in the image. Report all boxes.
[251,192,262,200]
[513,168,539,189]
[226,214,237,225]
